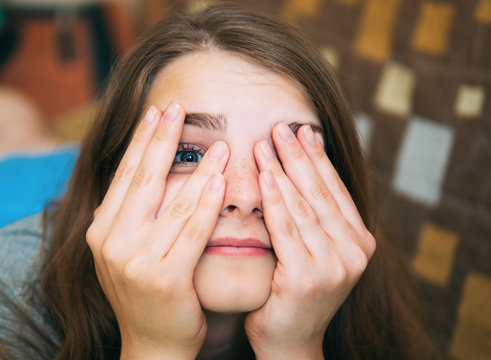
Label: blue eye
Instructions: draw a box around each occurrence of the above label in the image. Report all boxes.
[172,143,206,170]
[174,150,203,163]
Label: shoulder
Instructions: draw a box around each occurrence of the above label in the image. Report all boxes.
[0,213,46,294]
[0,213,61,357]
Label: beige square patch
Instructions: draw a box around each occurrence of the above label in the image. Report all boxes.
[336,0,359,5]
[476,0,491,23]
[374,62,416,117]
[282,0,321,23]
[186,0,217,14]
[455,85,486,118]
[412,222,458,287]
[450,273,491,360]
[354,0,401,63]
[412,3,455,56]
[319,45,340,70]
[48,104,95,142]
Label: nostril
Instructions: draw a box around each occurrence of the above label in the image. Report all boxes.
[220,205,263,217]
[253,208,263,218]
[223,205,237,215]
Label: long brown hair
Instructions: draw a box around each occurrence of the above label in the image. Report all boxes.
[1,4,438,359]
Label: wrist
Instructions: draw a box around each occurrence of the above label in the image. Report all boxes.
[252,341,324,360]
[120,340,201,360]
[120,347,198,360]
[255,350,324,360]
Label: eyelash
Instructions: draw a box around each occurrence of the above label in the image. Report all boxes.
[173,143,207,168]
[171,125,300,169]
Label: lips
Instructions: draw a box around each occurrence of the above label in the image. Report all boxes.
[205,237,273,257]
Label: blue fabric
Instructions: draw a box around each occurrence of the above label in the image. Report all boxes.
[0,146,78,228]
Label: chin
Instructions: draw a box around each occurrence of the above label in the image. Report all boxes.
[193,254,276,313]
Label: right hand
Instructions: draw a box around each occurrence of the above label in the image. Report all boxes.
[86,102,230,359]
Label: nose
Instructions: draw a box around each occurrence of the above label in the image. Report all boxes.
[220,155,262,218]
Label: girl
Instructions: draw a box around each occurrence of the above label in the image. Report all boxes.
[0,4,438,359]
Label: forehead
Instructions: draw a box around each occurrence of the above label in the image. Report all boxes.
[146,50,320,132]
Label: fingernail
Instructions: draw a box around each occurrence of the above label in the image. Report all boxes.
[278,123,295,143]
[303,125,317,145]
[260,141,275,160]
[210,174,224,192]
[163,101,180,123]
[208,141,227,161]
[143,105,158,125]
[262,170,275,187]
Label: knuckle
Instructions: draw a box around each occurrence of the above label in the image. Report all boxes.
[167,197,194,219]
[122,258,142,283]
[311,181,333,202]
[152,275,176,295]
[85,225,97,252]
[113,160,134,184]
[267,187,284,206]
[292,197,315,220]
[330,260,348,287]
[183,223,202,243]
[92,206,101,219]
[282,219,298,238]
[154,125,169,142]
[100,241,120,267]
[85,224,99,248]
[365,231,377,257]
[350,246,369,274]
[130,166,153,190]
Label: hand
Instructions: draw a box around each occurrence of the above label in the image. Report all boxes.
[246,123,376,359]
[86,102,229,359]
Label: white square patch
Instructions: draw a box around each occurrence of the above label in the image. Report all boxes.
[393,116,454,206]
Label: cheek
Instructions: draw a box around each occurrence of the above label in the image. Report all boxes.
[158,174,188,214]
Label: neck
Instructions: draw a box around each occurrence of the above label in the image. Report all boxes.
[197,311,248,360]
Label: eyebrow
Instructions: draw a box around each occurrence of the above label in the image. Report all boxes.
[184,112,323,135]
[184,112,227,132]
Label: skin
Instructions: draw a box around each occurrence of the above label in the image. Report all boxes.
[86,51,376,359]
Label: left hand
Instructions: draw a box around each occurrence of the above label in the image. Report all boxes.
[245,123,376,359]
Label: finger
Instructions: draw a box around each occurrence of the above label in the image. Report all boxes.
[254,139,321,252]
[270,123,373,256]
[254,139,362,256]
[115,174,225,291]
[296,124,367,232]
[118,101,184,226]
[258,170,369,297]
[89,105,161,243]
[256,149,329,258]
[156,141,229,217]
[271,123,347,225]
[296,125,376,257]
[258,170,310,266]
[143,141,229,256]
[166,173,226,272]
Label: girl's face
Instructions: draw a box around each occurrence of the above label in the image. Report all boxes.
[146,50,321,312]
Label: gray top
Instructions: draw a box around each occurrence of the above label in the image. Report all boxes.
[0,213,61,358]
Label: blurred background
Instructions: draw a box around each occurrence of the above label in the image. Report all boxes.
[0,0,489,359]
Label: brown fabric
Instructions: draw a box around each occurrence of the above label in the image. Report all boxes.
[1,0,489,358]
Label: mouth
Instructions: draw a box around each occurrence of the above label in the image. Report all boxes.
[205,237,273,257]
